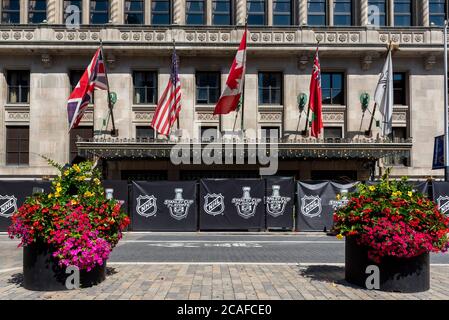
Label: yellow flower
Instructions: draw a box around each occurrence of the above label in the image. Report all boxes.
[336,194,341,200]
[54,192,60,198]
[392,191,402,197]
[408,191,413,197]
[73,164,81,173]
[57,182,61,187]
[71,199,78,205]
[64,170,70,176]
[94,178,101,185]
[336,234,344,240]
[56,186,62,193]
[368,186,376,192]
[48,193,53,199]
[84,191,94,197]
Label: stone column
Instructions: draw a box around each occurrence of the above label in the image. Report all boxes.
[328,0,334,26]
[267,0,273,26]
[422,0,429,27]
[20,0,28,23]
[82,0,89,24]
[173,0,185,24]
[111,0,123,24]
[388,0,394,26]
[206,0,212,25]
[298,0,307,25]
[360,0,368,26]
[145,0,151,24]
[236,0,246,25]
[46,0,57,23]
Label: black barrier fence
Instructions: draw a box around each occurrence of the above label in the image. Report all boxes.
[265,177,295,230]
[131,181,198,231]
[200,179,265,231]
[0,181,52,231]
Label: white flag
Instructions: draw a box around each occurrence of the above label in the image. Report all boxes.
[374,50,393,136]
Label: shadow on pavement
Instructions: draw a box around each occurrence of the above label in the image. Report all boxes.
[8,273,23,287]
[298,265,362,289]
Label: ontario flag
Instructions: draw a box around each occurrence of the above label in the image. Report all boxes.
[213,28,247,115]
[308,48,323,138]
[151,48,182,136]
[67,48,108,131]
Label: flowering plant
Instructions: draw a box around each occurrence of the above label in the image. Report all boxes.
[8,160,130,271]
[333,171,449,263]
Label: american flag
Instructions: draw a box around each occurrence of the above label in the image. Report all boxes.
[151,48,182,136]
[67,48,108,131]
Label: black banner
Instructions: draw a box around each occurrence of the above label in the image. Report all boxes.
[103,180,130,214]
[296,181,359,232]
[131,181,197,231]
[200,179,265,231]
[265,177,295,230]
[432,182,449,216]
[0,181,52,231]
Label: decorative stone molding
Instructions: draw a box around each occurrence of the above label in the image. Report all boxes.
[111,0,120,24]
[133,112,154,122]
[173,0,183,25]
[314,31,360,44]
[5,106,30,124]
[259,112,282,122]
[41,53,52,68]
[424,55,436,71]
[46,0,57,24]
[422,0,430,27]
[236,0,246,25]
[360,0,368,26]
[392,112,407,123]
[323,112,345,123]
[299,0,307,25]
[197,112,219,122]
[80,111,94,123]
[361,54,373,71]
[298,54,310,70]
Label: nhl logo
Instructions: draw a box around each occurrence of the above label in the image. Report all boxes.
[232,187,261,219]
[204,193,225,216]
[266,185,291,218]
[437,196,449,215]
[164,188,194,220]
[136,195,157,218]
[0,195,17,218]
[301,195,322,218]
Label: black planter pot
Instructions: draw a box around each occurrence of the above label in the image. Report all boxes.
[23,241,106,291]
[345,236,430,293]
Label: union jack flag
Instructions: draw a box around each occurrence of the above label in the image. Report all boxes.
[151,48,182,136]
[67,48,108,131]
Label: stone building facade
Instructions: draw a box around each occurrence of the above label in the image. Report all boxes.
[0,0,446,181]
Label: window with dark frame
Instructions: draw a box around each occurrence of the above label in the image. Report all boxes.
[6,126,29,166]
[2,0,20,24]
[125,0,144,24]
[261,126,280,143]
[324,127,343,139]
[394,0,413,26]
[321,72,344,105]
[28,0,47,24]
[133,71,158,104]
[247,0,266,25]
[393,72,407,105]
[90,0,109,24]
[196,72,221,105]
[200,126,219,142]
[334,0,352,26]
[307,0,326,26]
[136,126,156,140]
[273,0,292,26]
[63,0,82,23]
[152,0,171,24]
[258,72,283,105]
[384,127,409,166]
[212,0,232,25]
[69,70,94,103]
[186,0,206,24]
[368,0,387,26]
[69,126,93,162]
[430,0,446,26]
[7,70,30,104]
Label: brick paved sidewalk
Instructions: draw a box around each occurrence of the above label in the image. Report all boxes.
[1,264,449,300]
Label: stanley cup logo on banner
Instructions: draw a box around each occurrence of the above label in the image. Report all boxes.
[136,195,157,218]
[266,185,291,218]
[0,195,17,218]
[437,196,449,215]
[232,187,261,219]
[204,193,225,216]
[164,188,194,220]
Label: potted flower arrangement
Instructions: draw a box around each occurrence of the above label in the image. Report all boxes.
[333,172,449,293]
[8,160,130,291]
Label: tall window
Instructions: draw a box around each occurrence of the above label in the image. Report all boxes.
[152,0,170,24]
[393,72,407,105]
[321,72,344,105]
[136,126,156,140]
[186,0,205,24]
[200,126,218,142]
[63,1,82,23]
[368,0,387,26]
[2,0,20,24]
[430,0,446,26]
[324,127,343,139]
[6,126,29,166]
[308,0,326,26]
[334,0,352,26]
[261,126,280,143]
[7,70,29,104]
[70,70,94,103]
[133,71,158,104]
[394,0,412,26]
[273,0,292,25]
[69,126,93,162]
[247,0,266,25]
[212,0,232,25]
[196,72,221,104]
[258,72,283,105]
[90,0,109,24]
[125,0,144,24]
[28,0,47,23]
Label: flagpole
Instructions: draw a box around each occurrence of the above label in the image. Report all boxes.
[303,41,320,136]
[100,40,117,136]
[233,20,248,136]
[444,20,449,181]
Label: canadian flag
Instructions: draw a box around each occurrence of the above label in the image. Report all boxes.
[213,28,247,115]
